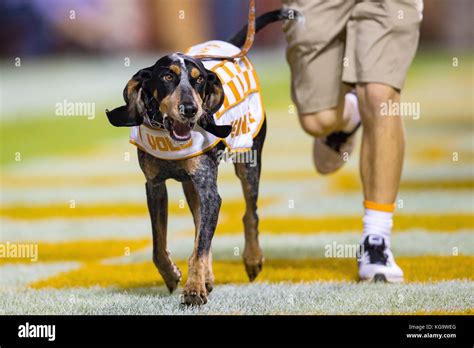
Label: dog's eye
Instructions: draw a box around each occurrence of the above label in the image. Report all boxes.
[196,76,204,84]
[163,74,173,82]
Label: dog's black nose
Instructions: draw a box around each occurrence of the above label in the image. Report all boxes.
[180,103,198,119]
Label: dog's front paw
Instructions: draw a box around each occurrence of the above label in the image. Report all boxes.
[164,266,182,293]
[205,280,214,294]
[181,281,208,306]
[205,266,215,294]
[243,248,264,282]
[156,262,182,293]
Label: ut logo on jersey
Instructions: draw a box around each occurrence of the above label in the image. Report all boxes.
[230,112,256,138]
[146,134,192,152]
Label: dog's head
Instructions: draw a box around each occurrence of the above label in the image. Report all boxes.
[106,53,231,143]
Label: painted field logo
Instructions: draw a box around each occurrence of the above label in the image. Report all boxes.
[55,99,95,120]
[324,242,363,259]
[380,100,420,120]
[0,241,38,262]
[18,322,55,341]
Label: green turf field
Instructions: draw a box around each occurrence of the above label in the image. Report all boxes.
[1,51,473,314]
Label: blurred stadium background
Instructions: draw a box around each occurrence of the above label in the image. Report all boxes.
[0,0,473,314]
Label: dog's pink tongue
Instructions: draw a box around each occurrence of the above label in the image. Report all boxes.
[173,122,191,136]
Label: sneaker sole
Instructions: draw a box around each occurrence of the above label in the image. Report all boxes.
[312,92,361,174]
[359,273,404,284]
[313,136,356,175]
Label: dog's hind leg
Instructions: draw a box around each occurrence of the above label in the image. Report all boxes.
[146,181,182,293]
[234,162,264,281]
[182,181,215,294]
[234,121,266,281]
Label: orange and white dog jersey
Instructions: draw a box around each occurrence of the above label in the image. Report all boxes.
[130,40,265,160]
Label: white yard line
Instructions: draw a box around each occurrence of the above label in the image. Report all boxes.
[2,184,473,216]
[104,231,474,265]
[0,217,192,242]
[0,262,80,290]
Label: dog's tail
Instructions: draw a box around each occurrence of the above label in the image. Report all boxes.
[228,9,302,48]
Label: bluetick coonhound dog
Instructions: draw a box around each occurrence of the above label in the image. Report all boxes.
[106,9,299,305]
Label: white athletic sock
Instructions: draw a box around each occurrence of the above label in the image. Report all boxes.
[362,208,393,248]
[342,92,361,133]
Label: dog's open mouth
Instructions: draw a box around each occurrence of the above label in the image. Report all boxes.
[164,117,194,143]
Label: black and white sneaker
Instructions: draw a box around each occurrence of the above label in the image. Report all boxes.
[358,234,404,283]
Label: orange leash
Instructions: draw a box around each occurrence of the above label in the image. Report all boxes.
[193,0,256,61]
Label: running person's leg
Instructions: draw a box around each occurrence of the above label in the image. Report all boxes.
[356,83,405,282]
[357,84,405,205]
[283,0,361,174]
[343,0,423,282]
[284,0,422,282]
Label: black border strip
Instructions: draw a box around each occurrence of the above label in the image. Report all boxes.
[0,315,472,346]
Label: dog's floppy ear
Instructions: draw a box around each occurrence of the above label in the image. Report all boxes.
[198,112,232,138]
[105,67,152,127]
[203,70,225,114]
[198,70,230,138]
[106,105,141,127]
[123,68,153,104]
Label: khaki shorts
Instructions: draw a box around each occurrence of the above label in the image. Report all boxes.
[283,0,423,114]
